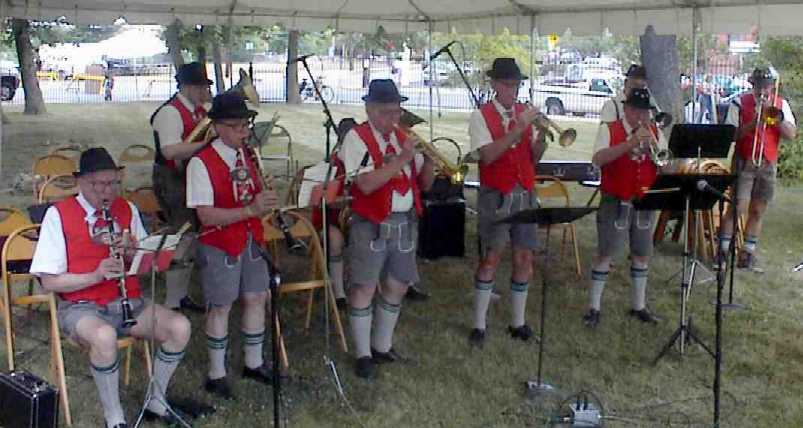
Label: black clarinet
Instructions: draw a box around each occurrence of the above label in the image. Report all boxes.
[101,201,137,328]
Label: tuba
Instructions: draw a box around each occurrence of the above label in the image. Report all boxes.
[183,69,260,145]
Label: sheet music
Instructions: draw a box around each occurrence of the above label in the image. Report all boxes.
[127,233,181,276]
[298,162,331,208]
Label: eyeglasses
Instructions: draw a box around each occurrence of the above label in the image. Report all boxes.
[375,107,403,116]
[218,120,251,131]
[495,80,521,89]
[87,179,121,190]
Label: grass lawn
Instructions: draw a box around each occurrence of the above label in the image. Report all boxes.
[1,102,803,427]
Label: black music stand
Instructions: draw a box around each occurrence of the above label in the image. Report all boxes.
[497,207,597,394]
[636,174,734,363]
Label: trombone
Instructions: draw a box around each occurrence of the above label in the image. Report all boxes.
[751,75,782,168]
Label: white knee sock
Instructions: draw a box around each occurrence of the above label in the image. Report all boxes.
[90,357,125,427]
[630,266,649,311]
[242,329,265,369]
[473,279,494,330]
[147,346,185,415]
[589,269,609,311]
[372,295,401,353]
[510,281,529,328]
[206,334,228,380]
[349,305,372,358]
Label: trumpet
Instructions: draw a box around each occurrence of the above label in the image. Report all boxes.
[530,112,577,147]
[635,121,672,167]
[407,129,469,184]
[100,201,137,328]
[751,75,782,167]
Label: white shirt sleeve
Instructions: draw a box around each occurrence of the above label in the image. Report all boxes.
[599,99,617,123]
[29,206,67,276]
[127,202,148,241]
[781,99,796,127]
[592,123,611,161]
[186,157,214,207]
[726,100,741,128]
[414,153,424,175]
[469,109,493,153]
[151,105,184,149]
[340,130,373,178]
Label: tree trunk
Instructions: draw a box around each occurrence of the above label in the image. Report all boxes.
[165,20,185,70]
[212,33,226,94]
[640,25,681,131]
[286,30,301,104]
[11,19,46,115]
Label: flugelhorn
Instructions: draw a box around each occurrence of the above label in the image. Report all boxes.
[525,104,577,147]
[100,200,137,328]
[407,129,469,184]
[184,69,260,145]
[636,121,672,167]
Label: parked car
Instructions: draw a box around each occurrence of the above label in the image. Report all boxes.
[522,77,615,116]
[0,60,20,101]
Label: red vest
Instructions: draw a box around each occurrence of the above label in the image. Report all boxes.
[55,197,142,304]
[735,93,783,164]
[478,102,536,194]
[195,143,265,256]
[600,120,658,201]
[164,96,206,170]
[349,123,423,224]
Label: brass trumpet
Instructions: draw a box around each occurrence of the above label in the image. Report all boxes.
[532,113,577,147]
[636,121,672,167]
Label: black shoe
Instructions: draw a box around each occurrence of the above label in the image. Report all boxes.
[179,296,205,313]
[168,397,216,419]
[371,347,402,364]
[355,356,376,379]
[737,252,763,273]
[143,408,191,426]
[242,364,275,384]
[582,309,601,328]
[508,324,533,341]
[628,308,661,324]
[335,297,347,310]
[204,377,235,400]
[468,328,486,348]
[405,285,430,301]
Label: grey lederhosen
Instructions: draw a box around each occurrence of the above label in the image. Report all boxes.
[733,156,777,203]
[596,193,655,258]
[348,212,419,286]
[477,184,538,252]
[58,297,147,339]
[196,235,270,306]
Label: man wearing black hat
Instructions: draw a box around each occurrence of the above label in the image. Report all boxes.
[718,67,797,272]
[582,88,667,328]
[600,64,659,123]
[185,92,279,398]
[338,79,435,379]
[150,61,213,313]
[30,148,193,427]
[467,58,545,348]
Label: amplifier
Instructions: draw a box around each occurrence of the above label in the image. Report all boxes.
[418,200,465,259]
[537,160,600,182]
[0,371,59,428]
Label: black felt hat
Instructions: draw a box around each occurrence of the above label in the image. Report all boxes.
[362,79,408,103]
[625,64,647,79]
[74,147,122,177]
[175,61,213,86]
[486,58,528,80]
[207,93,258,120]
[623,87,651,110]
[749,67,776,86]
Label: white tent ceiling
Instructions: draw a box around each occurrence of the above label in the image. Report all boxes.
[4,0,803,36]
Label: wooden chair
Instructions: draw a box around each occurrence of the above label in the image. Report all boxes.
[534,175,583,278]
[49,145,83,161]
[0,225,151,427]
[32,154,76,202]
[126,186,165,231]
[38,174,78,203]
[262,210,348,368]
[119,145,156,192]
[0,207,33,237]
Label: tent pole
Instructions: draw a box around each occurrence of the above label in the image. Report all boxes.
[691,7,699,123]
[427,21,434,142]
[529,15,536,104]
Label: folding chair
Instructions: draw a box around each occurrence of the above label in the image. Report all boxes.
[32,154,76,202]
[126,186,166,232]
[49,145,83,161]
[262,210,348,369]
[38,174,79,203]
[255,121,295,181]
[1,224,151,427]
[534,175,583,278]
[119,144,156,192]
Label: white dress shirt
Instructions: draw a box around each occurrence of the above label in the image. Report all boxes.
[468,99,520,153]
[151,92,202,149]
[30,193,147,276]
[186,139,248,208]
[726,93,796,129]
[339,122,423,212]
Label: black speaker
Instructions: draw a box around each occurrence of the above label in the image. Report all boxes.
[0,371,59,428]
[418,199,465,260]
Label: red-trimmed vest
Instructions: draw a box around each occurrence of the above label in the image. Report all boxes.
[349,123,423,224]
[195,144,265,256]
[600,120,659,201]
[153,95,206,170]
[478,102,536,194]
[735,93,784,164]
[55,196,142,304]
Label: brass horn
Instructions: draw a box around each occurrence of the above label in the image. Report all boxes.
[533,114,577,147]
[405,129,468,184]
[183,68,260,145]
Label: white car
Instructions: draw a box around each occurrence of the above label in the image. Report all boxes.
[521,77,616,116]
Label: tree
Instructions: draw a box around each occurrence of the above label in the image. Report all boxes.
[11,19,46,114]
[164,20,185,69]
[286,30,301,104]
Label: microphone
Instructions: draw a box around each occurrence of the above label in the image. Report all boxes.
[430,41,457,60]
[696,179,731,202]
[289,54,314,63]
[793,261,803,272]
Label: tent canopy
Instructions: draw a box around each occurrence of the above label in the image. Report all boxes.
[5,0,803,36]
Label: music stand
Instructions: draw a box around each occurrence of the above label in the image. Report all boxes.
[636,174,734,363]
[497,207,597,394]
[665,125,736,286]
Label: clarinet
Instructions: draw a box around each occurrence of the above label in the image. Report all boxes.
[101,200,137,328]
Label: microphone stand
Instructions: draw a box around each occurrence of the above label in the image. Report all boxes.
[713,197,726,427]
[253,243,283,428]
[432,42,480,108]
[297,55,337,161]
